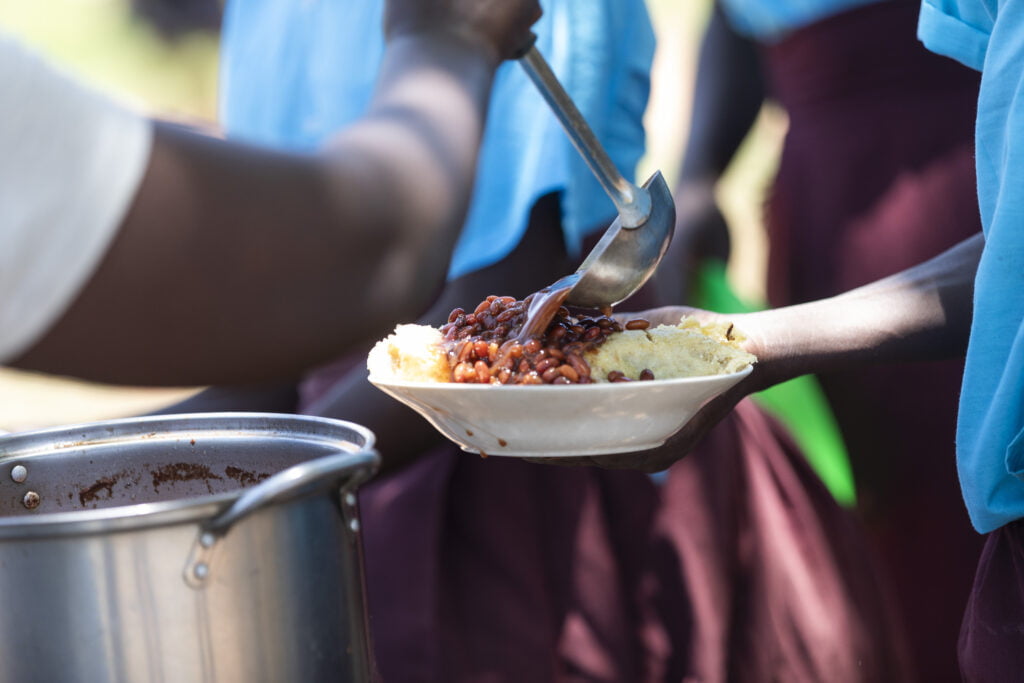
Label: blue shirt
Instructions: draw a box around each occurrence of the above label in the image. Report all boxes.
[218,0,654,280]
[718,0,882,41]
[919,0,1024,533]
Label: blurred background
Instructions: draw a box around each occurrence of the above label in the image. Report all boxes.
[0,0,784,432]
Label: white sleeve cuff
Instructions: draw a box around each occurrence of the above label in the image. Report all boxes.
[0,33,153,362]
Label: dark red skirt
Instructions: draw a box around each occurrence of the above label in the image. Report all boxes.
[959,520,1024,680]
[356,402,910,682]
[762,1,984,680]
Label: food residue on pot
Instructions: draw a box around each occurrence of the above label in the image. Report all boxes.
[224,466,271,487]
[151,462,222,494]
[79,476,119,506]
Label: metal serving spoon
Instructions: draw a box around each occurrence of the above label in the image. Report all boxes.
[518,37,675,309]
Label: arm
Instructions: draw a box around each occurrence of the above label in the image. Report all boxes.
[592,232,983,472]
[651,1,765,304]
[13,0,541,386]
[680,2,765,188]
[147,384,301,416]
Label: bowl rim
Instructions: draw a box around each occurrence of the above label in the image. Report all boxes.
[367,363,753,391]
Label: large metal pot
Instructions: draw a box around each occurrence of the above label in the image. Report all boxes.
[0,412,380,683]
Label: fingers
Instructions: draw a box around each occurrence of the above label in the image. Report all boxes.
[588,381,752,472]
[384,0,543,62]
[523,456,599,468]
[491,1,544,60]
[522,392,740,473]
[522,383,749,473]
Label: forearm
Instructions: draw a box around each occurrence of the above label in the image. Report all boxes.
[285,283,453,476]
[678,2,765,185]
[318,33,500,321]
[147,384,300,416]
[658,2,763,303]
[739,233,982,389]
[579,233,983,473]
[14,36,499,386]
[304,369,444,476]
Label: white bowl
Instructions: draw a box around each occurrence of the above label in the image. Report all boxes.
[368,365,753,457]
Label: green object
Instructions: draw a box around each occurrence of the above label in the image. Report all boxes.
[691,261,857,506]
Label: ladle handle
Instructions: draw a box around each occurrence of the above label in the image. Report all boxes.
[518,39,651,228]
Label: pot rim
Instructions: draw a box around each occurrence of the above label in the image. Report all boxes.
[0,412,377,539]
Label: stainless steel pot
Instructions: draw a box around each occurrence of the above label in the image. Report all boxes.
[0,412,380,683]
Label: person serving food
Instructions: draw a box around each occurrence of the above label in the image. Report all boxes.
[0,0,541,386]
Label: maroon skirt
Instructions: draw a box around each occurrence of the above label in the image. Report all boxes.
[762,1,984,680]
[959,519,1024,680]
[355,401,910,682]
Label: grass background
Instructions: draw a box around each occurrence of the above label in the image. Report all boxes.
[0,0,784,432]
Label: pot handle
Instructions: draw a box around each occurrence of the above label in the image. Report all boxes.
[204,449,380,537]
[184,449,380,588]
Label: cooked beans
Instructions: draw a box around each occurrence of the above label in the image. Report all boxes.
[534,357,559,374]
[541,367,562,383]
[566,354,591,379]
[474,361,490,384]
[438,294,630,385]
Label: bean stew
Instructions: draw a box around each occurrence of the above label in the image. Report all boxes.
[439,294,653,385]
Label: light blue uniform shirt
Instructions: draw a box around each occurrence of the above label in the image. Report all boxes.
[919,0,1024,533]
[718,0,882,41]
[218,0,654,280]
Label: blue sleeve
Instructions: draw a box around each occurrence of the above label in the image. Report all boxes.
[917,0,993,70]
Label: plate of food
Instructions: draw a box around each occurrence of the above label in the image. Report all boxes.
[367,295,755,457]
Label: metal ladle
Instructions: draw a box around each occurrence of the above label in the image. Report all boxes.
[518,37,675,309]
